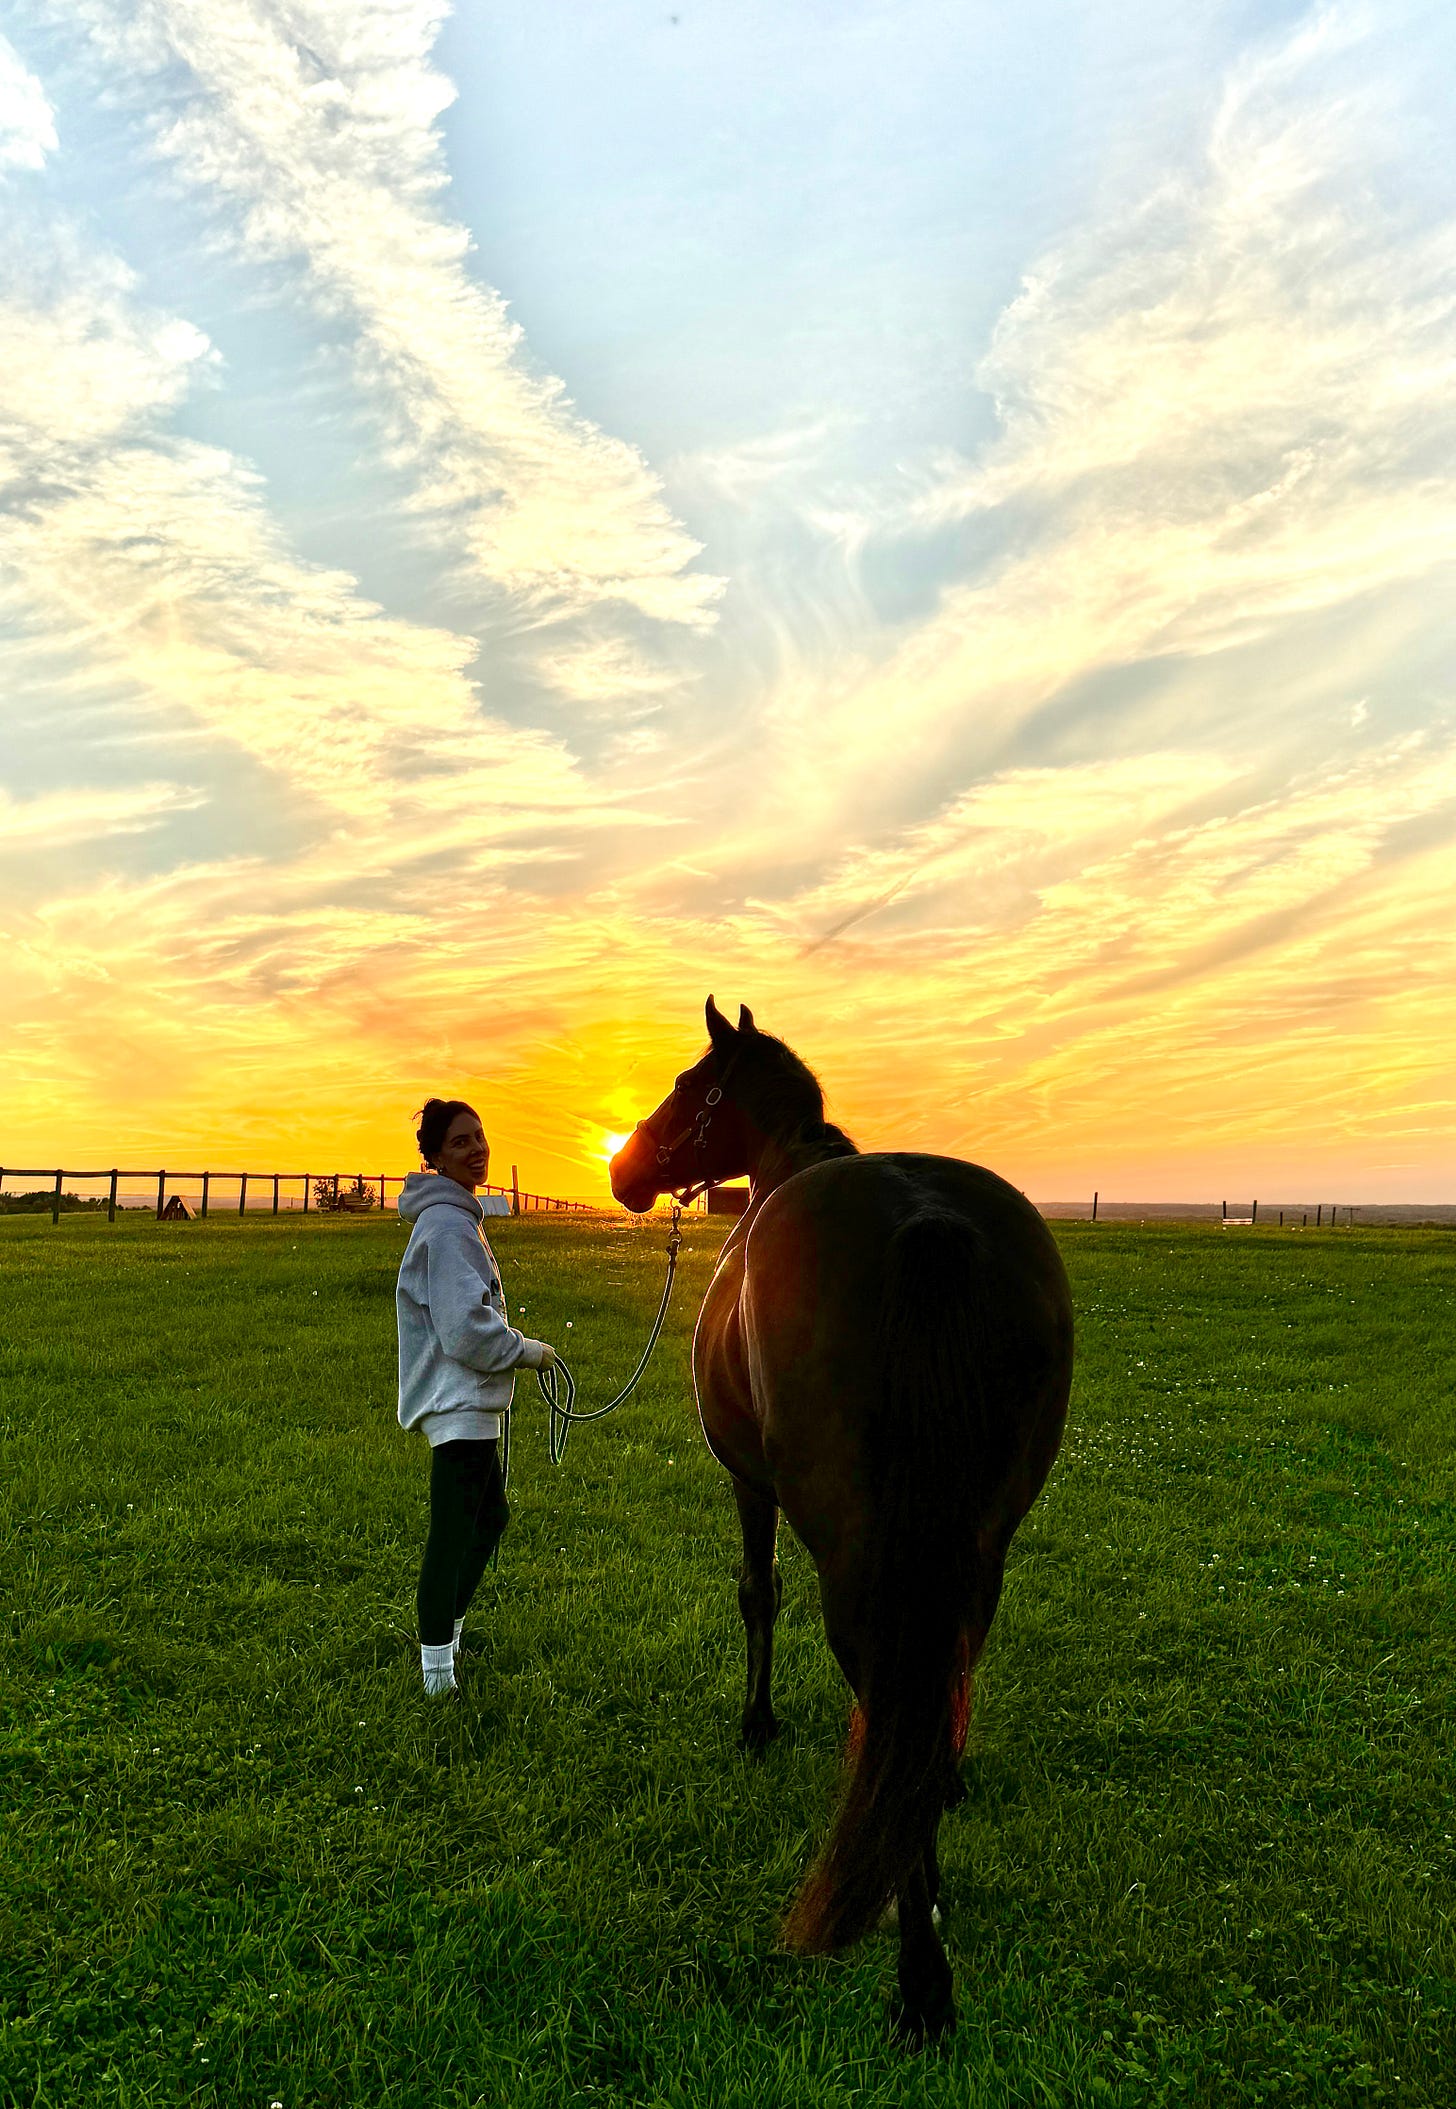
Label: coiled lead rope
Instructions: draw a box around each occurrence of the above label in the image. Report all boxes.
[498,1207,684,1488]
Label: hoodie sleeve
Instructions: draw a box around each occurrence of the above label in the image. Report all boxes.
[425,1220,548,1374]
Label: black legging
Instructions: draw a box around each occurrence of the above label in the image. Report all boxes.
[416,1439,510,1646]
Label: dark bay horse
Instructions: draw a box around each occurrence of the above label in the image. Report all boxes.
[609,999,1074,2043]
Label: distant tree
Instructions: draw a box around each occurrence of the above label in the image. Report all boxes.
[312,1176,376,1213]
[0,1190,104,1214]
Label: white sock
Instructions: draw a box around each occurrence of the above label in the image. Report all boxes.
[420,1641,456,1694]
[452,1617,464,1658]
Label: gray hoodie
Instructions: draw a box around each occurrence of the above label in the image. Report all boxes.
[395,1172,547,1445]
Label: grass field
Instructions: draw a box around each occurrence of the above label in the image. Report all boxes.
[2,1211,1454,2107]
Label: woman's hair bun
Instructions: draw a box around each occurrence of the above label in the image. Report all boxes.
[414,1097,478,1166]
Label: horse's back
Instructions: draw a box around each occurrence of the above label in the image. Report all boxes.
[740,1154,1072,1558]
[747,1152,1069,1343]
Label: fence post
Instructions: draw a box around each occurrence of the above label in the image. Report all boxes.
[380,1175,386,1212]
[512,1165,519,1216]
[239,1173,248,1217]
[201,1171,210,1219]
[1251,1199,1258,1224]
[303,1176,310,1215]
[272,1174,280,1216]
[1222,1199,1227,1221]
[108,1170,118,1223]
[1091,1190,1098,1223]
[332,1173,340,1209]
[157,1170,167,1220]
[1316,1204,1321,1227]
[52,1169,63,1225]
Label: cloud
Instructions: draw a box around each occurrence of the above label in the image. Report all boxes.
[947,6,1456,606]
[671,421,852,513]
[669,729,1456,1187]
[0,242,214,472]
[0,209,602,826]
[0,32,55,170]
[0,136,709,1169]
[527,632,681,713]
[789,751,1240,951]
[0,182,701,1169]
[0,781,204,848]
[61,0,721,648]
[694,1,1456,859]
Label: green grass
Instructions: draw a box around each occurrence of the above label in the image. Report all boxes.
[1,1212,1453,2107]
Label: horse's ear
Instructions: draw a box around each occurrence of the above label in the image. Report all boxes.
[705,994,736,1053]
[737,1005,757,1036]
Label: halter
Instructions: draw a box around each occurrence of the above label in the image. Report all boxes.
[631,1045,742,1206]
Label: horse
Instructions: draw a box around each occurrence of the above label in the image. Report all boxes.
[608,998,1074,2044]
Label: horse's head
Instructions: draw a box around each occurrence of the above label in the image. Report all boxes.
[609,996,757,1213]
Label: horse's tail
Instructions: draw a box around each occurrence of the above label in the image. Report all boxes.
[782,1209,1003,1954]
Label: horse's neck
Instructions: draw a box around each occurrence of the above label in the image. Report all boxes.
[748,1120,857,1201]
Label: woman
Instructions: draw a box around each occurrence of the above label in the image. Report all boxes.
[396,1098,557,1696]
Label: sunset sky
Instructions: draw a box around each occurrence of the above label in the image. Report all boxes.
[3,0,1454,1202]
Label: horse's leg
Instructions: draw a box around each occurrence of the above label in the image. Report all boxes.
[894,1817,955,2047]
[940,1545,1010,1813]
[816,1562,864,1697]
[896,1565,1011,2040]
[732,1476,782,1753]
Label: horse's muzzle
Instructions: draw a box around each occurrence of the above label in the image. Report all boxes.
[609,1127,660,1214]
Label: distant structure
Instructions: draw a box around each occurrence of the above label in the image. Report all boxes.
[706,1184,751,1217]
[160,1194,196,1221]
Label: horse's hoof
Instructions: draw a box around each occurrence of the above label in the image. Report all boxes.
[739,1715,781,1757]
[891,1993,956,2051]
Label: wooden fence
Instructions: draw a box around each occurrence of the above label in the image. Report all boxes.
[1041,1197,1375,1226]
[0,1164,593,1224]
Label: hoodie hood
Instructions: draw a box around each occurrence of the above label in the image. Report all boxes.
[398,1170,483,1224]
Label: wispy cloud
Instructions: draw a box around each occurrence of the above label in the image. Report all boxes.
[678,4,1454,856]
[0,206,595,824]
[61,0,721,649]
[925,7,1456,643]
[673,730,1456,1188]
[0,32,55,170]
[0,781,204,847]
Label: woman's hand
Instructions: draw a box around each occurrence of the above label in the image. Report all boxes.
[536,1343,558,1371]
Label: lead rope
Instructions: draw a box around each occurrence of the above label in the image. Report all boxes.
[497,1205,685,1492]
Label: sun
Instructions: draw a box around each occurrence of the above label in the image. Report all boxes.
[600,1131,633,1162]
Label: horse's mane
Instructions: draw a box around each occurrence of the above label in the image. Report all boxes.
[738,1033,858,1159]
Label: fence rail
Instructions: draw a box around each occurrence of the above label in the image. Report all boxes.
[1036,1197,1455,1227]
[0,1164,593,1224]
[6,1168,1449,1232]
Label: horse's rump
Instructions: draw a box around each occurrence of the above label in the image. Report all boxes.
[780,1172,1070,1954]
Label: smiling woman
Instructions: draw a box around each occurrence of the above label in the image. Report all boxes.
[394,1097,559,1697]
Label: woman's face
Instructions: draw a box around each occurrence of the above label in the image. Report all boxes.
[434,1108,489,1192]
